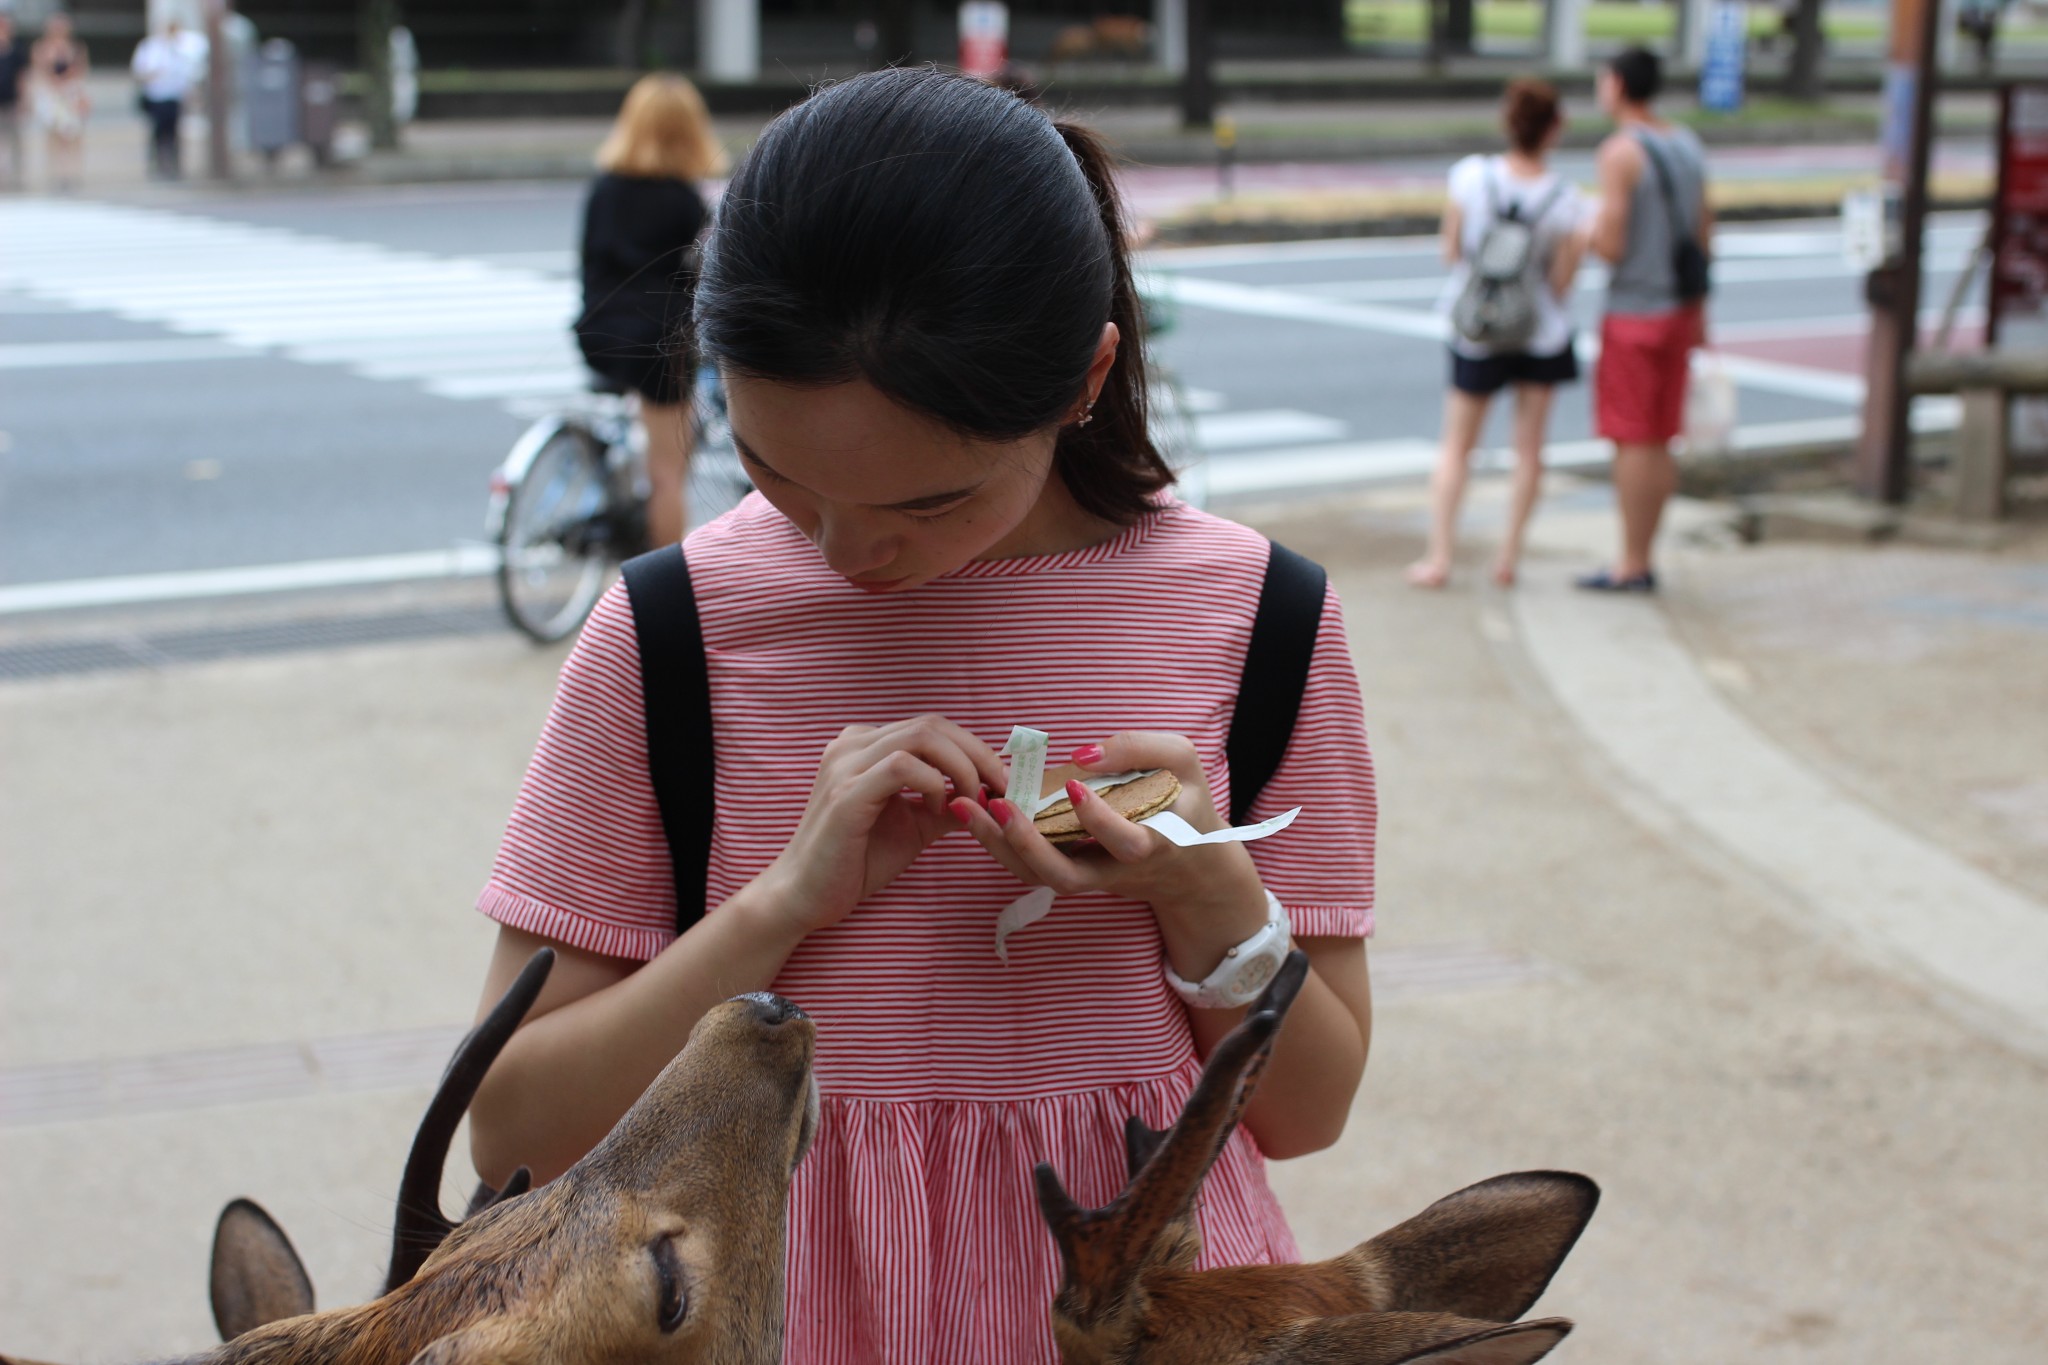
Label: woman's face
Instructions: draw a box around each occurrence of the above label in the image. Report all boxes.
[723,374,1066,594]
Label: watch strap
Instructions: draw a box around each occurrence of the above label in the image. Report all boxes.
[1165,890,1294,1010]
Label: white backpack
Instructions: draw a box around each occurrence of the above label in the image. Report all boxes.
[1450,169,1566,352]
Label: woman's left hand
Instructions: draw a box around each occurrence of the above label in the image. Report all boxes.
[948,731,1270,949]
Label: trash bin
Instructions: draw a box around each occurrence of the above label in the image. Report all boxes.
[299,60,339,166]
[243,38,299,166]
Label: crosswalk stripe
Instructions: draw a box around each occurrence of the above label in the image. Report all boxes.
[1195,409,1349,450]
[0,200,588,414]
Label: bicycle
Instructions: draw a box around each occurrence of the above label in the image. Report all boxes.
[489,294,1204,645]
[488,366,751,644]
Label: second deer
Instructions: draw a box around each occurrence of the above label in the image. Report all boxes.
[1036,951,1599,1365]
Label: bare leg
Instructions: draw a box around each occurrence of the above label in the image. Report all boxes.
[49,131,83,192]
[1610,439,1676,579]
[638,399,694,549]
[1493,382,1554,586]
[1408,387,1491,588]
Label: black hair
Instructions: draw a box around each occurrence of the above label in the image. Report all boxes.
[692,66,1171,525]
[1609,46,1662,104]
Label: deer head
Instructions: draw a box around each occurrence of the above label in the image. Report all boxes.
[6,950,818,1365]
[1035,951,1598,1365]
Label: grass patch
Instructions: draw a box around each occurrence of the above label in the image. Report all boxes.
[1156,168,1992,233]
[1342,0,1897,46]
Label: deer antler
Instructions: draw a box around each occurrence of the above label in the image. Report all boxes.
[1037,950,1309,1329]
[384,948,554,1292]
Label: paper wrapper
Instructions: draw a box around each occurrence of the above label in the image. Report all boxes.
[990,725,1302,961]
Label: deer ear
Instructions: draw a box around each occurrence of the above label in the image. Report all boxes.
[1392,1319,1572,1364]
[1343,1172,1598,1322]
[406,1317,540,1365]
[211,1198,316,1340]
[1257,1312,1571,1365]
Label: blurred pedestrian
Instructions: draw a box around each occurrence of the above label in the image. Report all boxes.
[1582,46,1711,593]
[130,18,204,180]
[29,10,89,192]
[575,72,729,549]
[1958,0,2002,72]
[1410,78,1587,590]
[0,12,26,190]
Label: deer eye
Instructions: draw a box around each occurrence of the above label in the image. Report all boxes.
[652,1236,688,1332]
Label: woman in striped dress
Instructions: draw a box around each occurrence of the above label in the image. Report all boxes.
[466,68,1378,1363]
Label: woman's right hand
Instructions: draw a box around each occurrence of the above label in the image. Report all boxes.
[751,716,1008,939]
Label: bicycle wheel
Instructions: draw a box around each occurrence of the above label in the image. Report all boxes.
[498,421,615,643]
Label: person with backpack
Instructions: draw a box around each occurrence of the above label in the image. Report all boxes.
[464,70,1377,1362]
[1409,79,1587,590]
[1581,46,1712,593]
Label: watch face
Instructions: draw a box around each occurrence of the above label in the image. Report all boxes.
[1237,955,1277,994]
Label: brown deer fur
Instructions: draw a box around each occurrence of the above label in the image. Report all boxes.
[1035,952,1599,1365]
[5,960,816,1365]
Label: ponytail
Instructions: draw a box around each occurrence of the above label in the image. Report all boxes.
[1051,120,1175,524]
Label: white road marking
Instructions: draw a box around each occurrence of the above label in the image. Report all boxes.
[1195,409,1350,449]
[0,546,501,616]
[1156,271,1876,406]
[1204,407,1962,499]
[0,200,589,414]
[0,339,258,369]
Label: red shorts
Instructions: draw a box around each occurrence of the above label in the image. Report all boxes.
[1595,305,1702,445]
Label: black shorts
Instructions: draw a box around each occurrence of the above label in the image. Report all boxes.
[1449,342,1580,396]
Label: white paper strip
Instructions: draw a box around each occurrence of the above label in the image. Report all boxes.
[994,886,1057,964]
[989,805,1304,958]
[1000,726,1053,817]
[1139,806,1302,847]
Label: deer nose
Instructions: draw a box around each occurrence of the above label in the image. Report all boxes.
[736,992,807,1025]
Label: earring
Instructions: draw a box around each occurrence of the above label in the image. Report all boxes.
[1076,402,1097,428]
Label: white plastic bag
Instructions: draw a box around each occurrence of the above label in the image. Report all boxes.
[1683,350,1738,458]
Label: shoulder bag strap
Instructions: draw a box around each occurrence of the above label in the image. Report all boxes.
[620,544,716,938]
[1634,129,1698,250]
[1226,539,1329,828]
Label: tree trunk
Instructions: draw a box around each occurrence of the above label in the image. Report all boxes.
[1182,0,1217,129]
[359,0,399,151]
[616,0,651,68]
[1444,0,1475,52]
[879,0,916,64]
[1784,0,1825,101]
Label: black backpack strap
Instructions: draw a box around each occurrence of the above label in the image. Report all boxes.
[620,545,715,938]
[1226,540,1329,828]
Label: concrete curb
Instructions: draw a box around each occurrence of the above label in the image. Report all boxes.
[1512,578,2048,1061]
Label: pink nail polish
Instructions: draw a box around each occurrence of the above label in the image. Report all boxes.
[1071,743,1104,766]
[976,784,990,807]
[1066,779,1090,805]
[988,798,1016,826]
[948,798,977,824]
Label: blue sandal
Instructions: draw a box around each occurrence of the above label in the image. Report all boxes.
[1574,568,1657,593]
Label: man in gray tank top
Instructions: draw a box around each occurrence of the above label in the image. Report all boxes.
[1582,47,1712,593]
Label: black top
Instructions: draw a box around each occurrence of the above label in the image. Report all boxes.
[576,172,709,400]
[0,39,27,107]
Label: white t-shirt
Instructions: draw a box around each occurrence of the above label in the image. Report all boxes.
[1440,154,1586,359]
[131,31,206,103]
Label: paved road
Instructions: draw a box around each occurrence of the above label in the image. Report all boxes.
[0,183,1987,608]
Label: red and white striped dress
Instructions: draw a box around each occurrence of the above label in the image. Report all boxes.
[479,494,1377,1363]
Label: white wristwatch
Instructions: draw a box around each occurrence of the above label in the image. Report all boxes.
[1165,890,1294,1010]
